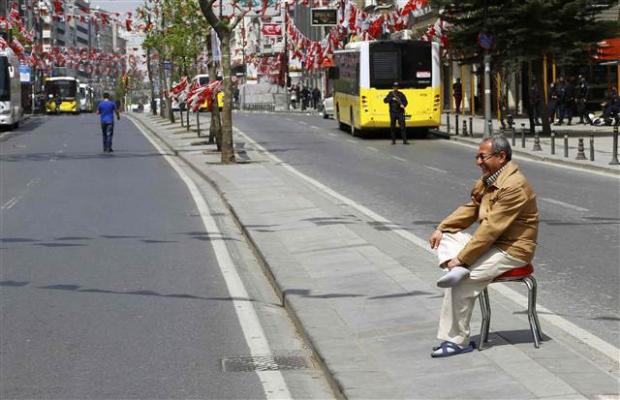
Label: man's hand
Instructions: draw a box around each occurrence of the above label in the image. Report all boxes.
[446,257,464,269]
[429,229,443,249]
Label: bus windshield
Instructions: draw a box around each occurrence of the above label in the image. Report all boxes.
[46,80,78,99]
[0,56,10,101]
[369,41,432,89]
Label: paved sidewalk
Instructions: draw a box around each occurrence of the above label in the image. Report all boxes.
[128,112,619,400]
[435,113,620,175]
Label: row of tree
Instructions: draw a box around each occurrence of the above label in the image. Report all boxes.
[138,0,244,163]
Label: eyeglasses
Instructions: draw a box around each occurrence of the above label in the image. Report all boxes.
[475,153,497,161]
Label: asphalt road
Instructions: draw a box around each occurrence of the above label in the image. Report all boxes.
[232,111,620,347]
[0,115,329,399]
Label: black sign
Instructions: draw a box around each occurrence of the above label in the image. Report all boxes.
[311,8,337,26]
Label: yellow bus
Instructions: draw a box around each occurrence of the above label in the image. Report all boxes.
[45,77,80,114]
[331,40,441,136]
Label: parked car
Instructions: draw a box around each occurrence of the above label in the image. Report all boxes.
[322,96,334,119]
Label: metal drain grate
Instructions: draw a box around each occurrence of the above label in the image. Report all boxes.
[221,355,310,372]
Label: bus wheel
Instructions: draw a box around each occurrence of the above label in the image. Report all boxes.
[337,107,347,131]
[349,108,358,137]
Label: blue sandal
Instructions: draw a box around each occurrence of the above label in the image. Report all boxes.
[431,341,475,358]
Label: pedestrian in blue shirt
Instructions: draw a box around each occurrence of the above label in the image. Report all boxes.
[96,93,120,153]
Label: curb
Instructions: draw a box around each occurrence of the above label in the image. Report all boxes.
[126,113,347,400]
[432,129,620,176]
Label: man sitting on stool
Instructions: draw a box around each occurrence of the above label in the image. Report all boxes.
[428,135,539,358]
[384,82,408,145]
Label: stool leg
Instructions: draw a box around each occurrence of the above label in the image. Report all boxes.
[478,288,491,350]
[524,276,542,348]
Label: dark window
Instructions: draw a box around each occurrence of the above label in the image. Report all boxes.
[77,37,88,45]
[198,77,209,85]
[333,51,360,96]
[45,80,77,99]
[369,41,431,89]
[77,26,89,34]
[0,56,9,101]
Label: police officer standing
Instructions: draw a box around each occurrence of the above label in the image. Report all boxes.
[384,82,409,145]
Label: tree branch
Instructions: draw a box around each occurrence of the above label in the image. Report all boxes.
[230,10,249,30]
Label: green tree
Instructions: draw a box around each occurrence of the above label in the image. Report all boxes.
[433,0,617,133]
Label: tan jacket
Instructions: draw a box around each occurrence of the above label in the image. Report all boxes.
[437,162,539,266]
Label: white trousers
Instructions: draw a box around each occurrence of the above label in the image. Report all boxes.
[436,232,526,346]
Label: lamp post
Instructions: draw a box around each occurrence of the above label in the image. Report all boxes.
[481,0,492,137]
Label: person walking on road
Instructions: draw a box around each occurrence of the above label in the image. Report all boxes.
[428,135,539,358]
[384,82,409,145]
[96,92,120,153]
[452,78,463,114]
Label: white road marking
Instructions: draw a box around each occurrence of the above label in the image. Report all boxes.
[328,133,338,137]
[235,126,620,363]
[2,196,20,210]
[298,121,308,126]
[134,121,292,399]
[366,146,379,152]
[391,156,407,162]
[540,197,589,212]
[346,139,356,144]
[311,126,321,130]
[424,165,448,174]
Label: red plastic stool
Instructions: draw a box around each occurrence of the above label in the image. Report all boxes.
[478,264,543,350]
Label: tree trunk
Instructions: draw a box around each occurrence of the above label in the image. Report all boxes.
[219,32,235,164]
[167,65,175,123]
[205,31,221,148]
[146,47,157,116]
[158,56,165,117]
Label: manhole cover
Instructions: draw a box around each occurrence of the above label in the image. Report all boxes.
[221,355,310,372]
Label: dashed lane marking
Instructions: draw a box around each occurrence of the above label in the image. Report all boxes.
[366,146,378,152]
[391,156,407,162]
[540,197,589,212]
[424,165,448,174]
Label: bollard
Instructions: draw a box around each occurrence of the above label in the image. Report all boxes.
[511,127,516,146]
[564,134,569,158]
[455,113,460,136]
[186,107,190,131]
[550,131,555,155]
[488,119,493,136]
[521,123,526,148]
[196,111,201,137]
[589,133,595,161]
[469,117,473,138]
[463,119,468,136]
[610,125,619,165]
[532,129,542,151]
[446,111,451,134]
[576,138,587,160]
[180,109,184,127]
[507,114,514,130]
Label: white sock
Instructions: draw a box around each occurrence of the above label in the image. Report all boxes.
[436,266,470,288]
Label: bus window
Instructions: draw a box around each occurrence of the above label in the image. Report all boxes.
[401,42,432,88]
[0,56,9,101]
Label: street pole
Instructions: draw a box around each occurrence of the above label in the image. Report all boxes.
[483,52,491,137]
[482,0,491,137]
[282,0,290,111]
